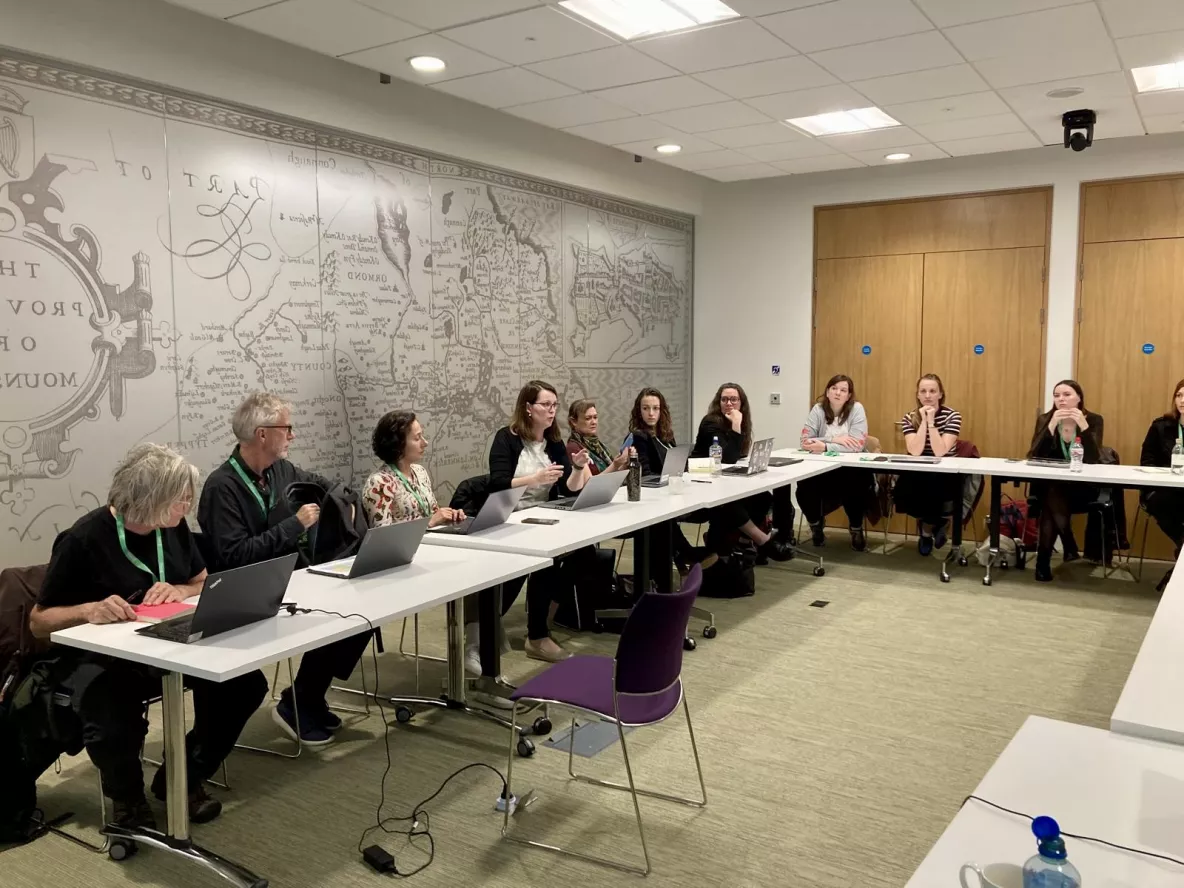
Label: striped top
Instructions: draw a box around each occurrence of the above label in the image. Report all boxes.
[901,406,962,456]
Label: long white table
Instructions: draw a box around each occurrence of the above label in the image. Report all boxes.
[50,545,549,888]
[906,716,1184,887]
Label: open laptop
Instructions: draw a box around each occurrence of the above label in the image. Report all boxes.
[642,444,690,488]
[308,517,429,579]
[428,486,525,535]
[721,437,774,476]
[136,553,297,644]
[1025,458,1070,469]
[537,469,627,511]
[887,454,943,464]
[768,456,803,468]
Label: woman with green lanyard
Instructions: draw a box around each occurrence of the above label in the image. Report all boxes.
[1027,379,1105,582]
[363,410,466,529]
[1139,378,1184,590]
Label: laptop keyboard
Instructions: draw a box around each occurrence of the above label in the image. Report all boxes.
[141,616,195,642]
[539,497,576,510]
[720,466,749,475]
[429,518,474,534]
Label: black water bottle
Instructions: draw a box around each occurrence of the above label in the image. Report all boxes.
[627,450,641,502]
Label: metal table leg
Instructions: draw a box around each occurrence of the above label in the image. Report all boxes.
[941,473,967,583]
[983,476,1003,586]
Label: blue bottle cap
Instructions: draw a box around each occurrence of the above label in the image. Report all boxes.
[1032,816,1067,860]
[1032,816,1060,840]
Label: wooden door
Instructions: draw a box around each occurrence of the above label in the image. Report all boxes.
[1077,238,1184,560]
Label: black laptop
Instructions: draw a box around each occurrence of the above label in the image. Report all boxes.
[136,553,297,644]
[429,487,525,535]
[307,518,429,579]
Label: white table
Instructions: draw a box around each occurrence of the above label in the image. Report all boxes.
[50,545,549,888]
[906,715,1184,887]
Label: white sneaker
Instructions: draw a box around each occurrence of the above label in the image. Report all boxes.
[464,644,482,677]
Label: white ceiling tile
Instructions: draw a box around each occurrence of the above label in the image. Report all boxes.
[741,140,839,161]
[650,101,771,132]
[441,6,617,65]
[852,64,990,105]
[1137,88,1184,117]
[935,131,1043,155]
[231,0,424,56]
[1115,31,1184,69]
[820,125,928,151]
[1099,0,1184,39]
[563,117,682,145]
[703,163,788,181]
[912,0,1090,28]
[998,72,1133,113]
[771,154,867,173]
[694,55,837,99]
[356,0,541,31]
[885,91,1012,127]
[701,121,805,147]
[614,133,725,155]
[1020,98,1145,144]
[846,143,952,164]
[1143,113,1184,134]
[914,112,1029,142]
[662,149,758,170]
[525,46,679,91]
[341,34,507,82]
[504,92,635,127]
[633,19,796,74]
[809,31,963,82]
[745,83,872,118]
[727,0,837,13]
[432,67,576,108]
[944,4,1112,61]
[975,46,1121,89]
[592,76,730,114]
[759,0,934,53]
[168,0,276,16]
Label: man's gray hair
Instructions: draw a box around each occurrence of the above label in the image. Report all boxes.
[108,443,200,526]
[231,392,290,443]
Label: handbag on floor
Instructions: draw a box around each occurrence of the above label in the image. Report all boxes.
[700,539,757,599]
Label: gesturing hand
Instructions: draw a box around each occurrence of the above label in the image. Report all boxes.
[570,448,590,469]
[533,464,564,487]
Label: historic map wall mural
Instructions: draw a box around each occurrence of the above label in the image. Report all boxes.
[0,52,693,564]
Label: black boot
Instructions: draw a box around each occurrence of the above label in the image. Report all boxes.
[151,766,223,824]
[1034,549,1053,582]
[109,794,157,832]
[758,536,794,562]
[849,526,866,552]
[809,521,826,546]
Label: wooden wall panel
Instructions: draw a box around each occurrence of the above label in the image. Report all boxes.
[1082,177,1184,244]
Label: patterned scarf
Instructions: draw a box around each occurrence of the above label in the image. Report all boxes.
[569,429,613,472]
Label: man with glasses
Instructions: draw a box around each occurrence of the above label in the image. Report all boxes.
[198,391,370,746]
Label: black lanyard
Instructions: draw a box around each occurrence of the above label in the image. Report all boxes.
[228,455,276,518]
[115,514,164,584]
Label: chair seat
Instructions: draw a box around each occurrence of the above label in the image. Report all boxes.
[512,655,681,726]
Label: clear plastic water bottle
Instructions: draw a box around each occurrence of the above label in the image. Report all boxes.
[1172,439,1184,475]
[1069,437,1083,473]
[709,436,722,476]
[1023,816,1081,888]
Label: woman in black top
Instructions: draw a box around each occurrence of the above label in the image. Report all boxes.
[1139,378,1184,589]
[630,387,697,569]
[29,444,267,830]
[1027,379,1104,582]
[690,382,792,561]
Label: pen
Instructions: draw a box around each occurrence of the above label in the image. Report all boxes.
[690,478,712,484]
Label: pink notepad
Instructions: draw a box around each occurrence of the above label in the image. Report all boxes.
[133,602,196,623]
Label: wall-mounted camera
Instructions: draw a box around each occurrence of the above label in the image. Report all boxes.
[1062,109,1096,152]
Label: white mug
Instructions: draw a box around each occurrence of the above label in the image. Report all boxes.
[960,862,1023,888]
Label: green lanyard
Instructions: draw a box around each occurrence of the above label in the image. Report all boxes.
[115,514,164,585]
[390,465,431,518]
[1058,423,1073,460]
[228,455,275,518]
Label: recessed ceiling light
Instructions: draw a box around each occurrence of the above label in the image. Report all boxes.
[785,107,901,137]
[1046,86,1084,99]
[655,143,682,154]
[1131,61,1184,93]
[409,56,446,74]
[559,0,738,40]
[884,152,911,161]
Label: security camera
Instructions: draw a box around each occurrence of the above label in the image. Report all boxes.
[1062,109,1096,152]
[634,154,642,163]
[379,72,392,85]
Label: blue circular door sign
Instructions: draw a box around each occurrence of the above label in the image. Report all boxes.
[1143,343,1155,354]
[861,345,871,355]
[974,344,985,355]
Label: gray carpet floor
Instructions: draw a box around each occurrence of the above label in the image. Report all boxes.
[4,536,1164,888]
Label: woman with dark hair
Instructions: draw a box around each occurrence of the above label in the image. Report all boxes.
[630,387,676,477]
[796,374,871,550]
[363,410,467,528]
[690,382,793,561]
[1140,378,1184,590]
[566,398,632,476]
[1027,379,1105,582]
[893,373,963,556]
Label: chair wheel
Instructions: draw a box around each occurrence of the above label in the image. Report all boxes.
[108,840,136,861]
[516,737,535,757]
[1000,560,1009,569]
[532,716,552,736]
[702,625,717,639]
[813,566,825,577]
[982,577,993,587]
[683,636,697,652]
[958,557,969,567]
[941,573,950,583]
[395,706,413,724]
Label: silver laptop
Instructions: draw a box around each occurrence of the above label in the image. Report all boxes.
[538,469,627,511]
[721,437,774,476]
[428,486,525,535]
[307,518,429,578]
[136,553,297,644]
[1025,458,1070,469]
[642,444,690,488]
[887,454,943,465]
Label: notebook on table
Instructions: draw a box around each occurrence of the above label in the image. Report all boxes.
[133,602,196,624]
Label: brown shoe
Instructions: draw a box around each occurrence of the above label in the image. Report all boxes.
[524,637,571,663]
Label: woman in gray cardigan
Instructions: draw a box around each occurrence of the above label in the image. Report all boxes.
[796,374,872,550]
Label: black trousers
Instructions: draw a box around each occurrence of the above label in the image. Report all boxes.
[796,468,869,527]
[291,633,372,709]
[1144,489,1184,547]
[502,546,602,641]
[63,655,267,803]
[893,471,960,526]
[702,487,794,555]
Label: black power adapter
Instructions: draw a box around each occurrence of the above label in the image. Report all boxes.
[362,844,396,874]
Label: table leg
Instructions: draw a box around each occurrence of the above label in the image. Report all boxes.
[941,474,966,583]
[983,476,1003,586]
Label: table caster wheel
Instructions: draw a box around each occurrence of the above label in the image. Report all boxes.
[702,625,717,639]
[1000,560,1009,569]
[108,840,137,861]
[813,566,825,577]
[683,636,697,652]
[958,557,969,567]
[532,716,552,736]
[516,737,535,758]
[982,577,993,587]
[395,706,413,724]
[941,573,950,583]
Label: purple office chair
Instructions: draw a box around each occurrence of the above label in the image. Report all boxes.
[501,565,707,875]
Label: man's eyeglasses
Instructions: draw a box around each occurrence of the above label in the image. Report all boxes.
[258,425,294,434]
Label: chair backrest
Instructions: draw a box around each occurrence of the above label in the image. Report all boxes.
[613,565,701,696]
